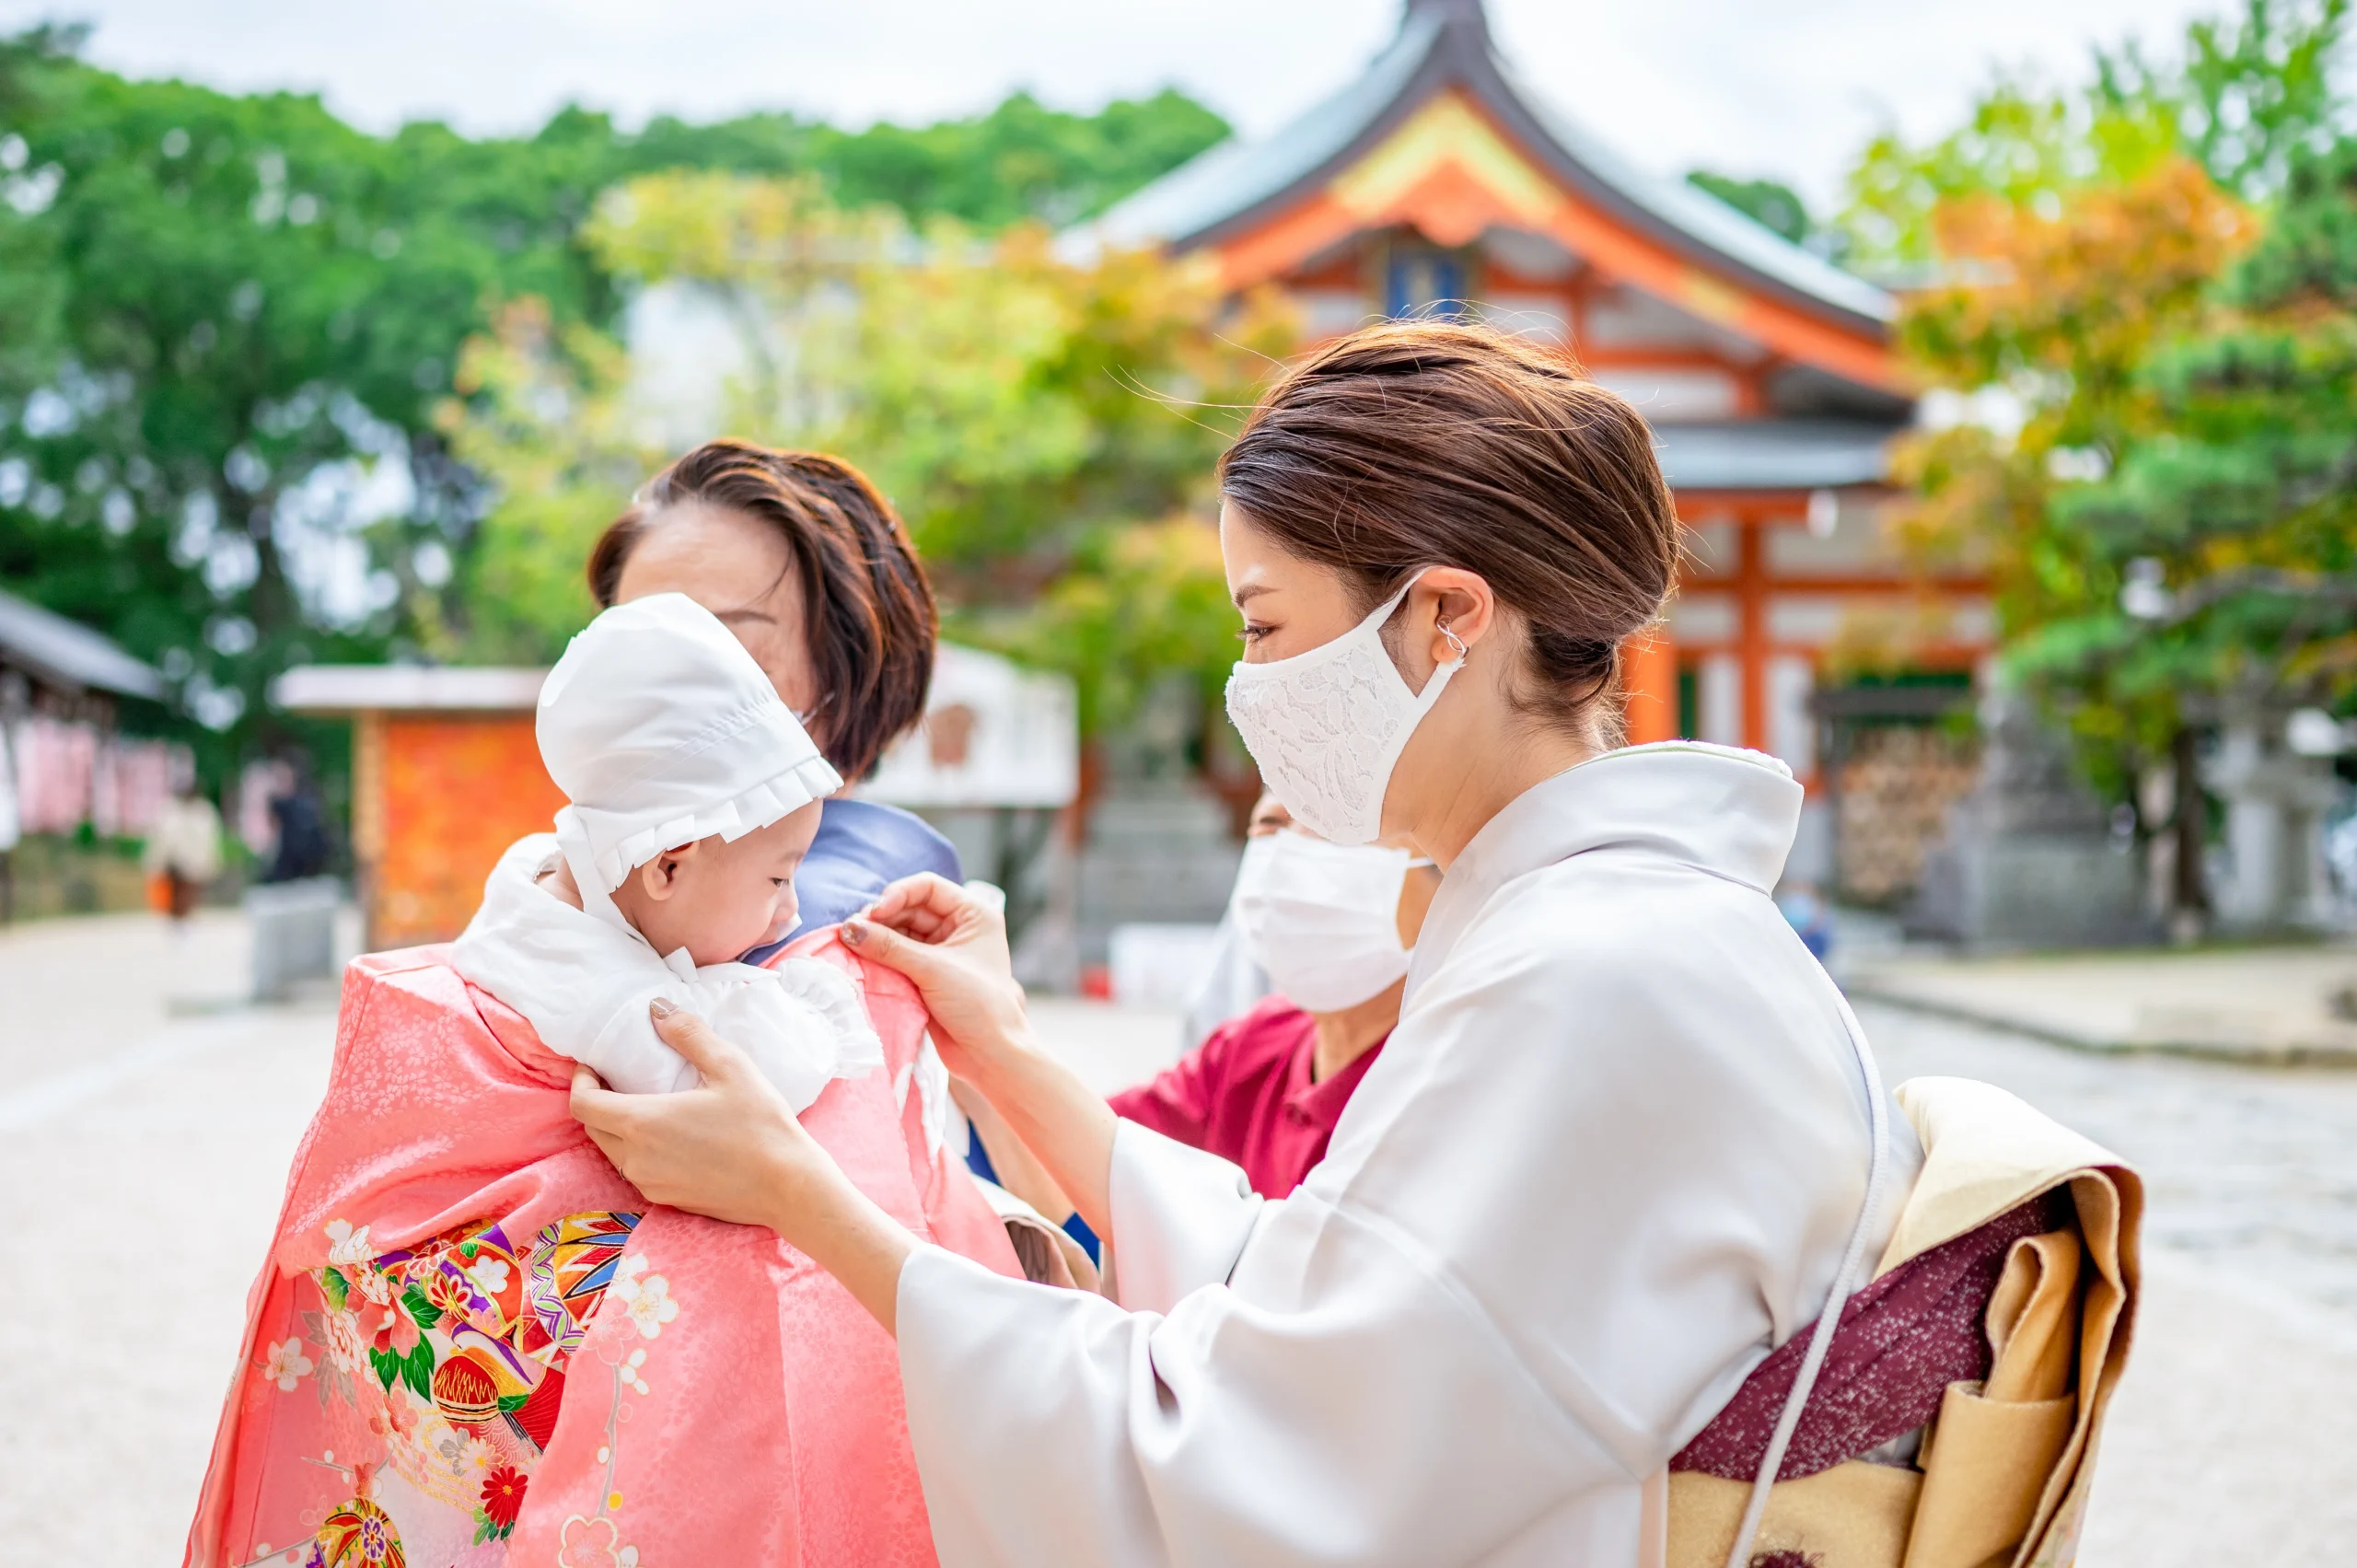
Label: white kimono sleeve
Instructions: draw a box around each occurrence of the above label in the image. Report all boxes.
[896,1186,1622,1568]
[1103,1121,1264,1314]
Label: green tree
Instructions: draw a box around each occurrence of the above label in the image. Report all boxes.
[2050,137,2357,759]
[1840,0,2344,265]
[1685,170,1813,246]
[1858,0,2351,920]
[485,171,1295,736]
[0,22,1228,784]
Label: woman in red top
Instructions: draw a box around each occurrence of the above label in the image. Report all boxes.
[972,796,1440,1209]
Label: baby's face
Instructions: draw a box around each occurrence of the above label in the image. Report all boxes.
[610,800,824,966]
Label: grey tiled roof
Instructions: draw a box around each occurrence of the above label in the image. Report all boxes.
[1654,421,1896,493]
[1093,11,1446,253]
[0,587,164,700]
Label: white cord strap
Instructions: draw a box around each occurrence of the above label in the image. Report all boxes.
[1720,1016,1893,1568]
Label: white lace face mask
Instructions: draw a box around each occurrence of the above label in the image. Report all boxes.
[1224,574,1466,845]
[1232,830,1415,1013]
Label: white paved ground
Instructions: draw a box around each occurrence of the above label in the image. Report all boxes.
[5,914,2353,1563]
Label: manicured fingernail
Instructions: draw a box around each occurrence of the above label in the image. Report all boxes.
[649,997,678,1019]
[841,920,866,947]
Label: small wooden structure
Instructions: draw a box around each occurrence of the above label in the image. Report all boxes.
[273,666,559,948]
[277,647,1080,948]
[0,587,173,920]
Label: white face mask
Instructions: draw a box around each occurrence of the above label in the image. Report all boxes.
[1232,830,1414,1013]
[1223,574,1465,845]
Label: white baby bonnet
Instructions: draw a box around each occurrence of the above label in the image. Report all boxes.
[538,591,842,916]
[451,592,879,1110]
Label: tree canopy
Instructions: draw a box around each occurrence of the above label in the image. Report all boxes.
[450,168,1295,738]
[1860,0,2355,916]
[0,23,1227,779]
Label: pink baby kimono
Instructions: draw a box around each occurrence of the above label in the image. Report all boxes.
[186,929,1019,1568]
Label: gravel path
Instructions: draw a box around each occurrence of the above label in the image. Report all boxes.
[5,913,2351,1563]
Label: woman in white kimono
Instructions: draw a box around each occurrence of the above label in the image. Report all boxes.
[573,320,1921,1566]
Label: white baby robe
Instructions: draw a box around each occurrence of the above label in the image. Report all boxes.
[453,832,881,1109]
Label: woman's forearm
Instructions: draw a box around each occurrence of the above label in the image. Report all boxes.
[952,1078,1077,1224]
[965,1030,1121,1243]
[771,1167,920,1334]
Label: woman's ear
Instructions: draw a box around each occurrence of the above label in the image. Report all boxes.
[1407,567,1496,673]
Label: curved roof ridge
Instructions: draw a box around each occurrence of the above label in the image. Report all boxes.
[1087,10,1445,254]
[1079,9,1893,333]
[1492,52,1893,325]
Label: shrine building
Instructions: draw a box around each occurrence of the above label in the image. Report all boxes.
[1080,0,1989,889]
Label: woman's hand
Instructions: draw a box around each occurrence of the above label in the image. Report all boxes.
[571,1001,915,1330]
[844,874,1032,1080]
[848,874,1122,1242]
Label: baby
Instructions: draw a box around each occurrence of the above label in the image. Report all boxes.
[455,591,881,1108]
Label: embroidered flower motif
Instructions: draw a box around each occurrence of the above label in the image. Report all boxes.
[366,1391,423,1446]
[423,1268,473,1317]
[610,1259,677,1340]
[325,1220,393,1305]
[464,1256,512,1298]
[454,1434,499,1486]
[322,1309,371,1377]
[622,1348,649,1396]
[556,1515,626,1568]
[369,1305,420,1357]
[262,1337,315,1392]
[480,1465,528,1531]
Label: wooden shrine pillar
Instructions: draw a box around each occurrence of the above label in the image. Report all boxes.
[1622,627,1678,745]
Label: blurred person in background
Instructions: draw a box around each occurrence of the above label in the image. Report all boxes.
[588,439,959,950]
[1177,794,1287,1047]
[965,791,1441,1243]
[1776,878,1834,961]
[144,775,223,924]
[261,756,333,883]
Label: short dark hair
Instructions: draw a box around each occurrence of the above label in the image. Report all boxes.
[1218,321,1677,738]
[589,439,937,780]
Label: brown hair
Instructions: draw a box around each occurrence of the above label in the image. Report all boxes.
[589,439,937,780]
[1217,321,1677,738]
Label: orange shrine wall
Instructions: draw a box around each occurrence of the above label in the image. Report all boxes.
[368,714,564,948]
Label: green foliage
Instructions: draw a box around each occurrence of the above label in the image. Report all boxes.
[987,516,1245,735]
[2050,136,2357,725]
[795,226,1295,736]
[1685,170,1812,246]
[1840,0,2346,264]
[797,89,1228,229]
[1865,0,2353,830]
[482,174,1295,734]
[2095,0,2351,201]
[0,22,1225,786]
[429,299,657,664]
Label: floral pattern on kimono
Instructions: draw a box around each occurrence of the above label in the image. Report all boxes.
[188,930,1023,1568]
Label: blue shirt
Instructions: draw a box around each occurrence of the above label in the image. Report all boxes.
[739,797,961,966]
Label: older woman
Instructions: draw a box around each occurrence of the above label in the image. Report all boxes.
[588,439,960,950]
[575,325,1922,1565]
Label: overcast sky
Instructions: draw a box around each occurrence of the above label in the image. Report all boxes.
[3,0,2226,209]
